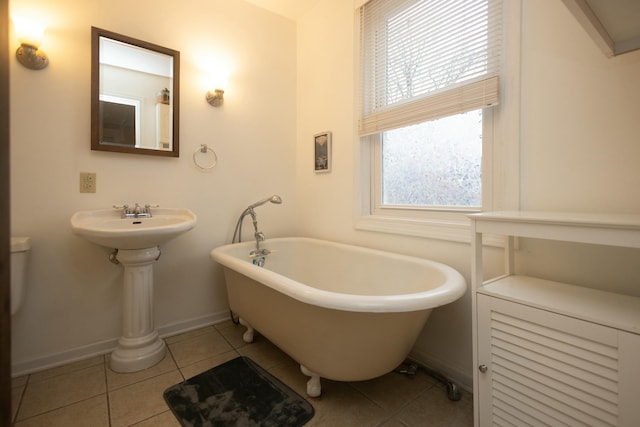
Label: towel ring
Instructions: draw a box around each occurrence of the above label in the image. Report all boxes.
[193,144,218,170]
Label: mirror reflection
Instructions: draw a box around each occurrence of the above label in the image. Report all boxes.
[91,27,180,157]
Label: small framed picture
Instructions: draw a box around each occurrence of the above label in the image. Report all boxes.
[314,131,331,173]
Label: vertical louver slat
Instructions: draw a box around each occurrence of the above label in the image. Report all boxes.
[489,311,619,426]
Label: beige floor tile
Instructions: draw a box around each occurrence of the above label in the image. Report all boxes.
[349,370,437,412]
[130,410,182,426]
[303,379,387,426]
[267,361,312,398]
[378,418,411,427]
[269,364,387,426]
[394,383,473,427]
[11,380,26,423]
[237,337,296,370]
[9,326,473,426]
[14,395,109,427]
[168,329,233,368]
[212,318,235,330]
[106,351,178,391]
[179,349,239,380]
[12,375,28,388]
[17,363,106,420]
[215,319,250,349]
[28,355,105,384]
[165,325,215,345]
[109,370,183,427]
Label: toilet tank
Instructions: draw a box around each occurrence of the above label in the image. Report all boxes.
[10,237,31,315]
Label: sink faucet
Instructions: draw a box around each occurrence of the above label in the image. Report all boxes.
[113,203,158,218]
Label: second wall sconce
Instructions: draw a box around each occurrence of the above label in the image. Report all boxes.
[205,89,224,107]
[13,17,49,70]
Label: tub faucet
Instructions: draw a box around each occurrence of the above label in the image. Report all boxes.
[249,210,271,257]
[232,195,282,256]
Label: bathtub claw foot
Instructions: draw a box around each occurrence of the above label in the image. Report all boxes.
[239,318,254,343]
[300,365,321,397]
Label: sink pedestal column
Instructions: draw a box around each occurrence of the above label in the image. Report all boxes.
[110,247,165,372]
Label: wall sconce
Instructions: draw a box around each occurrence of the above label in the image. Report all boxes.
[205,89,224,107]
[13,17,49,70]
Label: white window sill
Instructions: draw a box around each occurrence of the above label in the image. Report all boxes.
[355,213,505,246]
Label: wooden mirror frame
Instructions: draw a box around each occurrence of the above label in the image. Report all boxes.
[91,27,180,157]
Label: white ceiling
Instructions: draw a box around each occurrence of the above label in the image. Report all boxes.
[563,0,640,56]
[587,0,640,45]
[243,0,322,21]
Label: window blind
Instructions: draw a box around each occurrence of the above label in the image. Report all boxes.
[359,0,502,137]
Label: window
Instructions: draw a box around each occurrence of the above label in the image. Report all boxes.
[377,110,483,208]
[357,0,512,241]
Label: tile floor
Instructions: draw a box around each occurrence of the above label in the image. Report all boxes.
[11,321,473,426]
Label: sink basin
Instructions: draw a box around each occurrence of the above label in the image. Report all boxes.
[71,208,197,249]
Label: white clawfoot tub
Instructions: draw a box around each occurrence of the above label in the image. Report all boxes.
[210,237,466,397]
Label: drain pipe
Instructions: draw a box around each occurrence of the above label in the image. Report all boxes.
[395,360,461,401]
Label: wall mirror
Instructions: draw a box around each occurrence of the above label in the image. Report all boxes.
[91,27,180,157]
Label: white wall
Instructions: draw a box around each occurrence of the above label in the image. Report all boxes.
[10,0,297,374]
[296,0,640,390]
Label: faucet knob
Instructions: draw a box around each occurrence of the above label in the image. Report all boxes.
[143,204,159,216]
[113,204,133,218]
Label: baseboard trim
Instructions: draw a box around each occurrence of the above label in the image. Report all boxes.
[157,311,228,339]
[11,310,229,377]
[408,348,473,393]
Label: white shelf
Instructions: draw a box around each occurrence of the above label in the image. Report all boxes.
[480,275,640,335]
[469,211,640,248]
[471,211,640,332]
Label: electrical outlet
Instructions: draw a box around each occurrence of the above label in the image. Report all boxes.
[80,172,96,193]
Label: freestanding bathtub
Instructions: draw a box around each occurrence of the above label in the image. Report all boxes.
[210,237,466,396]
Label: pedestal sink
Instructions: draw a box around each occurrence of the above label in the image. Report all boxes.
[71,207,196,372]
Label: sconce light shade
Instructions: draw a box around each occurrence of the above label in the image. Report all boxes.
[206,89,224,107]
[13,17,49,70]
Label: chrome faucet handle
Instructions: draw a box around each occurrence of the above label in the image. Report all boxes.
[143,204,159,216]
[113,204,132,218]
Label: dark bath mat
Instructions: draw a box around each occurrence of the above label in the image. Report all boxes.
[163,356,314,427]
